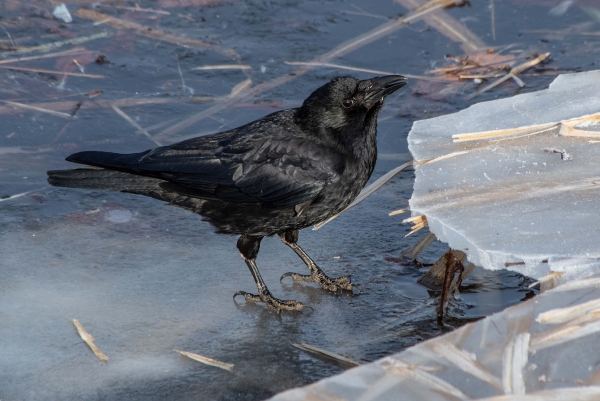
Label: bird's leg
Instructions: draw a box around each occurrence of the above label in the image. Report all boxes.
[279,231,353,293]
[233,234,306,313]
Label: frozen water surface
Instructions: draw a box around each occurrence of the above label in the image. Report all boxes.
[1,0,598,399]
[408,71,600,280]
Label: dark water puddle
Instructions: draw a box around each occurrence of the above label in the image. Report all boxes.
[0,0,598,399]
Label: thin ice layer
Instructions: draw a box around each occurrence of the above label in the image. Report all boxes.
[408,70,600,279]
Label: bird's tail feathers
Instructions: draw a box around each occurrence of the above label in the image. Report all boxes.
[47,167,159,191]
[65,150,150,172]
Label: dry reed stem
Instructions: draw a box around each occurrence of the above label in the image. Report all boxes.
[155,79,251,139]
[174,350,234,372]
[0,97,217,116]
[313,161,413,230]
[284,61,451,82]
[3,100,73,118]
[389,208,409,216]
[74,9,236,59]
[502,333,530,395]
[427,340,503,390]
[530,312,600,351]
[0,32,109,57]
[536,299,600,325]
[0,65,104,78]
[404,218,428,238]
[383,359,469,400]
[553,277,600,292]
[72,319,108,362]
[292,343,360,367]
[467,53,550,99]
[396,0,487,54]
[0,47,94,65]
[528,271,564,293]
[453,111,600,142]
[192,64,252,71]
[402,215,426,224]
[114,5,171,15]
[0,188,43,202]
[415,150,470,165]
[111,104,162,146]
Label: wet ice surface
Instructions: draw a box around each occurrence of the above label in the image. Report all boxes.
[0,0,598,399]
[3,155,535,400]
[408,71,600,280]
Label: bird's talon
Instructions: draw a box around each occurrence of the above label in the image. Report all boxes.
[280,272,312,283]
[232,289,306,313]
[280,272,295,283]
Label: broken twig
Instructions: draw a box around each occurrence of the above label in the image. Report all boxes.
[73,319,108,362]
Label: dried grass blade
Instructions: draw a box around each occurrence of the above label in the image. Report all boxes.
[467,53,550,99]
[384,360,469,400]
[558,112,600,138]
[0,65,104,78]
[157,80,252,139]
[72,319,108,362]
[283,61,450,82]
[396,0,487,53]
[552,277,600,292]
[292,343,360,367]
[389,208,409,216]
[313,161,413,230]
[192,64,252,71]
[404,219,428,237]
[174,349,234,372]
[114,5,170,15]
[536,299,600,325]
[0,188,43,202]
[427,340,502,390]
[528,271,564,293]
[402,215,426,224]
[452,122,557,142]
[415,150,470,164]
[0,47,93,65]
[111,104,162,146]
[0,32,109,57]
[3,100,73,118]
[502,333,530,395]
[74,9,235,58]
[530,314,600,351]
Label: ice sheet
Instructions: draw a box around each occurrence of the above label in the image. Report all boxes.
[270,273,600,401]
[407,70,600,280]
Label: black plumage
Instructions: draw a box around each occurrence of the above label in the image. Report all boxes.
[47,75,407,313]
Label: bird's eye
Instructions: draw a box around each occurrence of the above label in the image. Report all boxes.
[342,99,355,108]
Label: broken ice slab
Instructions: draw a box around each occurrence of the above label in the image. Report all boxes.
[407,70,600,280]
[269,273,600,401]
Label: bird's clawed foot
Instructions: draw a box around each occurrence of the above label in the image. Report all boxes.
[280,269,356,294]
[233,289,309,314]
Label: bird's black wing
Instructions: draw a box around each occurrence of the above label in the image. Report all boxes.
[130,128,344,210]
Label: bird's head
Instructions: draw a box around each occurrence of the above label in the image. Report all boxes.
[295,75,407,143]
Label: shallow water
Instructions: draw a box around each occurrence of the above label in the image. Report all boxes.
[0,0,597,399]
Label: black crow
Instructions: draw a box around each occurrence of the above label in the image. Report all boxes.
[47,75,407,313]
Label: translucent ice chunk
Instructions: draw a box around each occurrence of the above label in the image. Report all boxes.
[407,70,600,280]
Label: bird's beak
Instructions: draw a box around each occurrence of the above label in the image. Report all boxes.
[363,75,407,107]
